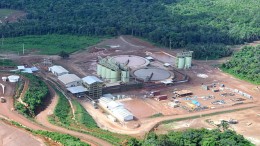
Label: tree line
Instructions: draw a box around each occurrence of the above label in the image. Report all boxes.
[222,45,260,84]
[0,0,260,59]
[126,129,253,146]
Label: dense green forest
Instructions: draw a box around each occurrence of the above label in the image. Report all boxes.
[222,46,260,84]
[15,74,49,117]
[127,129,253,146]
[0,0,260,58]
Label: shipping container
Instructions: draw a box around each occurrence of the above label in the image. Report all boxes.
[155,95,167,101]
[151,90,160,96]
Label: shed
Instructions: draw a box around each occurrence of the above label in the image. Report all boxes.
[58,74,82,87]
[17,66,25,70]
[49,65,69,76]
[112,107,134,121]
[22,68,33,73]
[67,86,88,94]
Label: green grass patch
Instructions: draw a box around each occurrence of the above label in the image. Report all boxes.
[0,9,18,19]
[73,100,97,128]
[0,34,105,55]
[51,90,73,126]
[33,131,90,146]
[0,59,16,66]
[149,113,164,118]
[161,106,254,125]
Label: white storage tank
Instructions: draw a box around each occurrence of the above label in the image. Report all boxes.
[97,64,102,76]
[177,57,185,69]
[2,77,7,82]
[185,56,192,68]
[8,75,20,83]
[101,66,107,78]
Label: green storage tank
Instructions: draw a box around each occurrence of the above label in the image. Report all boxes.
[121,71,130,82]
[101,66,107,78]
[177,57,185,69]
[105,67,111,79]
[110,70,119,83]
[185,57,192,68]
[97,64,102,76]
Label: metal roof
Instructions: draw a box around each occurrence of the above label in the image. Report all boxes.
[58,74,81,85]
[17,66,25,70]
[82,76,103,85]
[67,86,88,94]
[112,107,133,121]
[49,65,69,74]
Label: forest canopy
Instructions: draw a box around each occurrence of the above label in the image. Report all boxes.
[126,129,253,146]
[0,0,260,58]
[222,45,260,84]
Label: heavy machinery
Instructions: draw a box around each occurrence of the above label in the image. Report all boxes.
[0,97,6,103]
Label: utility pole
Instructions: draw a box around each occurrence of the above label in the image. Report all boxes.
[169,38,172,50]
[1,35,4,46]
[23,44,25,55]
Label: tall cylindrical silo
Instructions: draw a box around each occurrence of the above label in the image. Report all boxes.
[185,57,192,68]
[97,64,102,76]
[110,70,118,83]
[106,67,111,80]
[121,71,130,83]
[101,66,107,78]
[177,57,185,69]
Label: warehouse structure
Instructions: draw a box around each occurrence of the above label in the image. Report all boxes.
[82,76,103,99]
[49,65,69,76]
[58,74,82,87]
[99,97,134,122]
[97,56,131,83]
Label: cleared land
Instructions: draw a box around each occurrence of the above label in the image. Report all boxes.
[0,9,26,23]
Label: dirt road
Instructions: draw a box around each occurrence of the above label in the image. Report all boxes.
[0,121,45,146]
[35,86,113,146]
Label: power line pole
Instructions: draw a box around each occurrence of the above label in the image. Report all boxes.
[169,38,172,50]
[1,35,4,46]
[23,44,25,55]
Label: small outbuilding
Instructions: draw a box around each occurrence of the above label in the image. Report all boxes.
[67,86,88,94]
[49,65,69,76]
[58,74,82,87]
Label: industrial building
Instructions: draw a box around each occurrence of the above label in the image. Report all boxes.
[148,51,193,69]
[49,65,69,76]
[58,74,82,87]
[82,76,103,99]
[99,97,134,122]
[176,52,193,69]
[97,56,130,83]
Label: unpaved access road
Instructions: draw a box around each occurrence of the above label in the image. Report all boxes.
[0,121,45,146]
[35,85,113,146]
